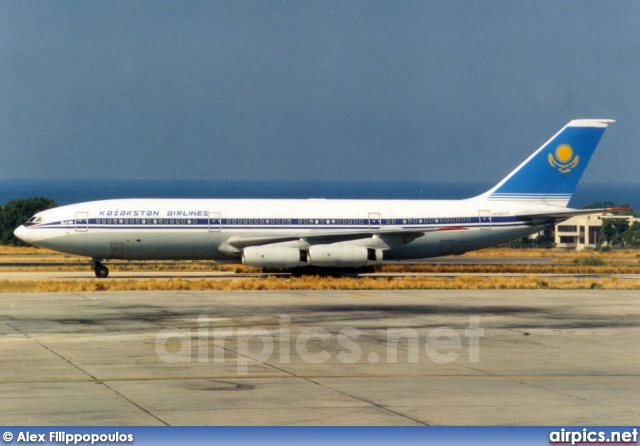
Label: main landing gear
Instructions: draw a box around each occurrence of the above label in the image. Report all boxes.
[91,259,109,278]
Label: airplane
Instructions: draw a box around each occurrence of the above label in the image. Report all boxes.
[15,119,619,278]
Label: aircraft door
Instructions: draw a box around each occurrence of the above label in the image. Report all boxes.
[75,212,89,232]
[369,212,381,229]
[478,210,492,230]
[208,212,221,232]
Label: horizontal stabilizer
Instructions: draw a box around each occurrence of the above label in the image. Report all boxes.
[516,207,632,223]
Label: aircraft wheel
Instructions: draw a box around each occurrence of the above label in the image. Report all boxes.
[95,265,109,278]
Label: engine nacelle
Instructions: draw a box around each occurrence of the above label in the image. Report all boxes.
[242,246,307,269]
[307,245,382,268]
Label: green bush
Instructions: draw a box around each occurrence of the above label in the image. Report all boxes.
[574,257,606,266]
[506,234,555,249]
[0,197,57,245]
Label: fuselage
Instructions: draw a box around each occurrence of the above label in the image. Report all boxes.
[15,196,541,262]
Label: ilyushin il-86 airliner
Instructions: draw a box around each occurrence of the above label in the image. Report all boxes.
[15,119,619,278]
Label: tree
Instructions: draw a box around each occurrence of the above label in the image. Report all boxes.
[0,197,57,245]
[599,218,630,247]
[506,232,555,248]
[618,202,635,216]
[583,201,639,218]
[583,200,616,210]
[623,221,640,248]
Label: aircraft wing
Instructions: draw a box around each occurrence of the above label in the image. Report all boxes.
[225,227,444,249]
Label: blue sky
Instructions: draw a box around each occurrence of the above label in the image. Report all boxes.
[1,1,638,183]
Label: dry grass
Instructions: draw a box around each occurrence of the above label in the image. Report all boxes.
[379,263,640,274]
[2,245,640,292]
[0,246,60,256]
[0,275,638,293]
[459,247,640,260]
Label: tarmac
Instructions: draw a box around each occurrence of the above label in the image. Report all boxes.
[0,290,638,425]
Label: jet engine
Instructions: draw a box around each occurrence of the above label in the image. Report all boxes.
[307,245,383,268]
[242,246,307,269]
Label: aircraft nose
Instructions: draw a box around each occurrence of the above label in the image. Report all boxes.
[13,225,30,243]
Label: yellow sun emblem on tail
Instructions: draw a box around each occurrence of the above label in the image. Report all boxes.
[548,144,579,173]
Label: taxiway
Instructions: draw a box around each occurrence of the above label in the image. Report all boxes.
[0,290,638,425]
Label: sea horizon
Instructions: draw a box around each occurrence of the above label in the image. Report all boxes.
[1,179,638,210]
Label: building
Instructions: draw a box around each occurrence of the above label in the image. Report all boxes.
[553,213,639,250]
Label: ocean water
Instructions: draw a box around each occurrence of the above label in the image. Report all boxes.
[1,179,639,210]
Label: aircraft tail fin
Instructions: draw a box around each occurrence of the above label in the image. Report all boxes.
[481,119,614,207]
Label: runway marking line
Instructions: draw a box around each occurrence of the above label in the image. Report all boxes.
[347,292,375,298]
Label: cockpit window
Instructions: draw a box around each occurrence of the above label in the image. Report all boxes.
[24,216,43,226]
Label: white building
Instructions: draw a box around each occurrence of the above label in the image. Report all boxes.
[553,213,639,250]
